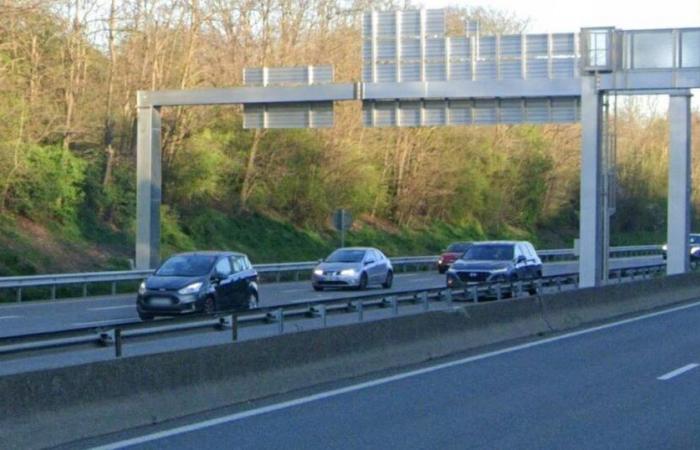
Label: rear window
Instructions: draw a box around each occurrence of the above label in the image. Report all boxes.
[446,242,472,253]
[156,254,217,277]
[464,244,514,261]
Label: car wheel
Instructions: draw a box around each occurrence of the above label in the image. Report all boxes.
[357,273,368,290]
[138,312,153,321]
[203,296,216,315]
[382,271,394,289]
[246,290,259,310]
[313,285,324,292]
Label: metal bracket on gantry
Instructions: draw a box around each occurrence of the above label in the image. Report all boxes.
[135,8,699,288]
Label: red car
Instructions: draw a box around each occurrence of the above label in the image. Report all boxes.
[437,242,473,274]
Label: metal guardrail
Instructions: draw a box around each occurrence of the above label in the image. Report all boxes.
[0,245,663,303]
[0,263,667,362]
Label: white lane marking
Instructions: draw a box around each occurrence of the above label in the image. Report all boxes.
[657,363,699,381]
[0,315,21,320]
[92,299,700,450]
[72,318,133,327]
[88,305,135,312]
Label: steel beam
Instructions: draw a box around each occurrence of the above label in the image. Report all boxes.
[579,76,605,287]
[666,93,693,275]
[139,84,357,107]
[362,79,581,100]
[136,104,162,270]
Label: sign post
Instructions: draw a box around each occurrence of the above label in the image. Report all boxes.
[333,209,352,247]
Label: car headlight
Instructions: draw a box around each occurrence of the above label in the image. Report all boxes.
[340,268,357,276]
[138,281,146,295]
[313,269,323,276]
[662,244,668,251]
[178,282,203,295]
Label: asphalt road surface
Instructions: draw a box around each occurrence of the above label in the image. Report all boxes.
[88,298,700,450]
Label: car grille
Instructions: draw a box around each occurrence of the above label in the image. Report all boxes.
[457,271,489,283]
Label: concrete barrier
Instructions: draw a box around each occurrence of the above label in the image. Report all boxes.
[2,272,700,449]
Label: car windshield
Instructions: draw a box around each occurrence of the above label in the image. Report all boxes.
[155,254,217,277]
[326,249,366,263]
[463,244,514,261]
[446,243,471,253]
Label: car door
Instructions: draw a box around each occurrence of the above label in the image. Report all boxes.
[213,256,235,309]
[375,250,389,280]
[229,255,250,307]
[364,251,380,284]
[514,244,529,279]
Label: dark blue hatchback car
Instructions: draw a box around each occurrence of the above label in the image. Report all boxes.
[137,251,259,321]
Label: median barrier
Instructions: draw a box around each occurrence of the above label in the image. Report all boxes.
[539,271,700,331]
[2,271,699,449]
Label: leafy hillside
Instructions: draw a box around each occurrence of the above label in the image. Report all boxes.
[0,2,693,275]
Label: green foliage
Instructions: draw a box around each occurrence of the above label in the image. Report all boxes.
[9,144,86,224]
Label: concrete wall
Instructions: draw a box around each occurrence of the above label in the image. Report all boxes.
[3,272,700,449]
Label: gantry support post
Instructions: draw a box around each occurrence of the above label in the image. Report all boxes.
[666,92,693,275]
[579,76,606,288]
[136,94,162,270]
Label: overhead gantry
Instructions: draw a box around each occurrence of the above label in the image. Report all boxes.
[136,9,699,288]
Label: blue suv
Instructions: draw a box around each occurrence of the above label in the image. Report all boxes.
[446,241,543,292]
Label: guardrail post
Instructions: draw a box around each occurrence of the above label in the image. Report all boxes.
[444,290,452,308]
[496,284,502,301]
[82,283,88,298]
[111,282,117,296]
[276,308,284,334]
[276,272,281,283]
[16,288,22,303]
[357,301,363,321]
[231,314,238,341]
[420,291,429,311]
[516,281,523,298]
[390,296,398,316]
[471,286,479,303]
[115,328,122,358]
[51,285,56,300]
[294,271,300,281]
[319,304,327,327]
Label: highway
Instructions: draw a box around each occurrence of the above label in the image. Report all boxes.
[87,298,700,450]
[0,256,661,338]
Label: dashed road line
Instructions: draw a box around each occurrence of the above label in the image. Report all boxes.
[657,363,699,381]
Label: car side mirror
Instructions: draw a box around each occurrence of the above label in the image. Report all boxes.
[516,255,526,263]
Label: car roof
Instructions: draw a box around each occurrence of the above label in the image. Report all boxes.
[170,251,246,258]
[471,240,528,246]
[333,247,376,251]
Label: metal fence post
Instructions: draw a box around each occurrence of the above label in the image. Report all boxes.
[357,301,364,321]
[115,328,122,358]
[319,304,327,327]
[391,296,398,316]
[496,284,502,301]
[444,290,453,308]
[231,314,238,341]
[16,288,22,303]
[82,283,88,298]
[471,286,479,303]
[276,308,284,334]
[420,291,429,311]
[111,282,117,296]
[51,285,56,300]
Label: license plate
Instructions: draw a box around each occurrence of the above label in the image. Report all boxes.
[150,297,171,306]
[469,273,478,277]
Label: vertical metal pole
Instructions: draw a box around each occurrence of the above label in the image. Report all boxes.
[231,314,238,341]
[357,301,363,321]
[135,95,162,270]
[667,92,692,275]
[579,76,605,287]
[115,328,122,358]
